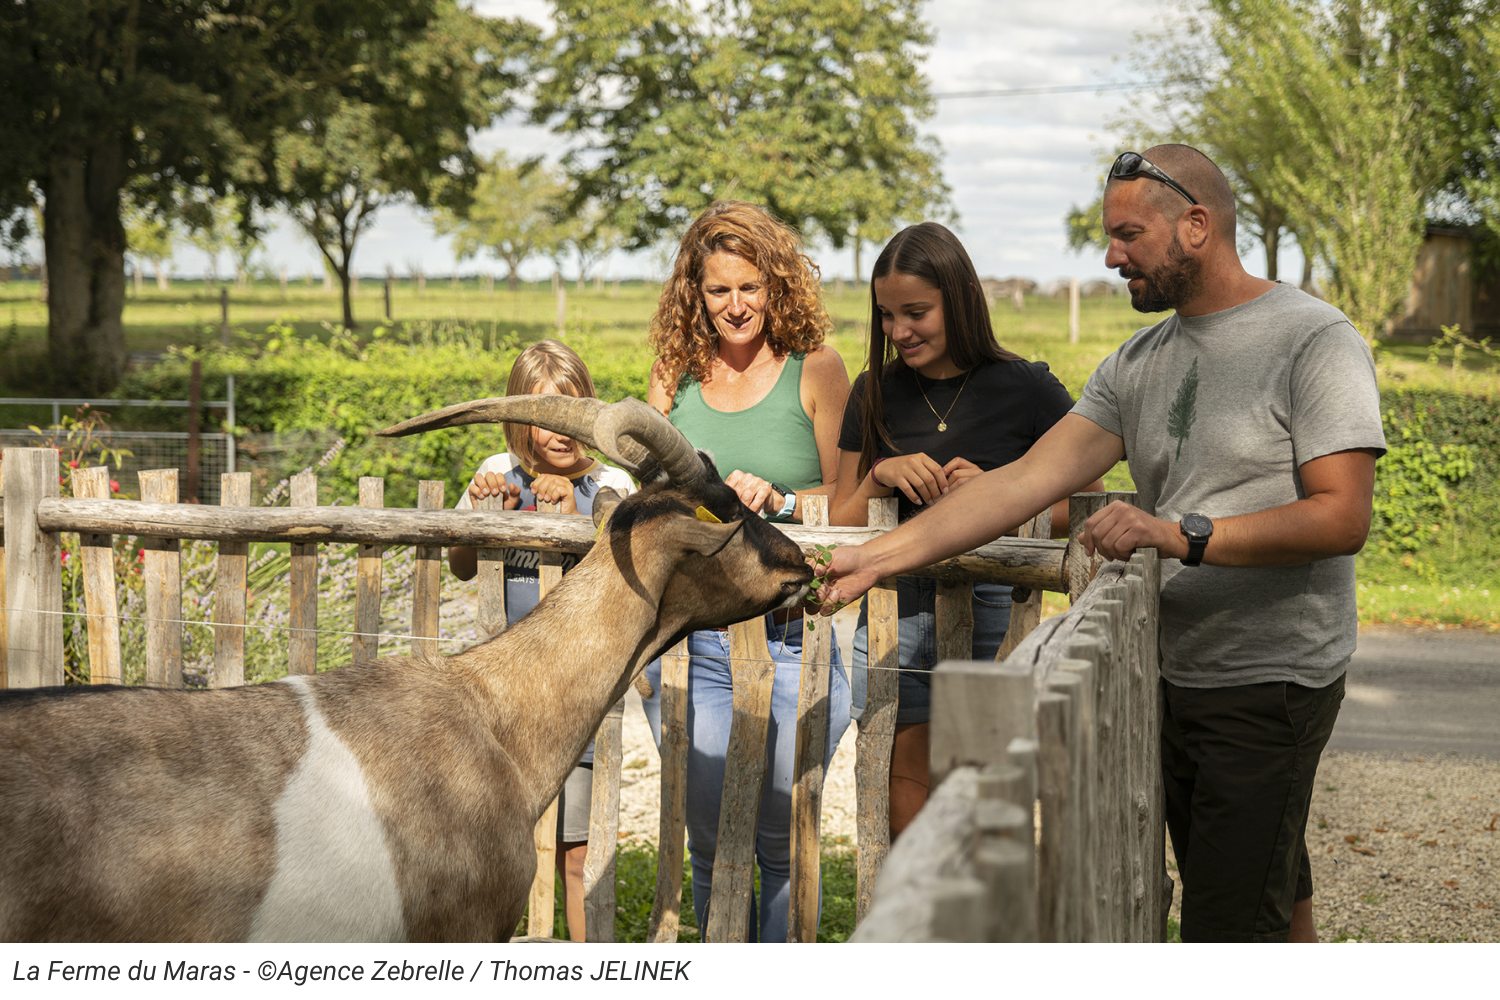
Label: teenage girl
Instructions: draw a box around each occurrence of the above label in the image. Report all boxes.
[830,222,1103,837]
[447,339,635,942]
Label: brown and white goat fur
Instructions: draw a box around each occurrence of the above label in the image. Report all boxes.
[0,397,812,942]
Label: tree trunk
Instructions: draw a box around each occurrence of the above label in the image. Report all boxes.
[853,240,863,284]
[43,145,128,394]
[507,256,520,291]
[338,263,356,329]
[1261,226,1280,282]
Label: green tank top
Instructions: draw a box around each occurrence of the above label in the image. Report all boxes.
[669,352,823,490]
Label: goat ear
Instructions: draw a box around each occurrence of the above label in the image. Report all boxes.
[592,488,623,530]
[678,514,743,557]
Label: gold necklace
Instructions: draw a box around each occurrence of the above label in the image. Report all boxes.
[915,369,971,432]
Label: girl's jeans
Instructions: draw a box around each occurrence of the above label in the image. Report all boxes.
[641,614,850,942]
[851,578,1012,724]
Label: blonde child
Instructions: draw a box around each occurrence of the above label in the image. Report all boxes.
[447,340,634,941]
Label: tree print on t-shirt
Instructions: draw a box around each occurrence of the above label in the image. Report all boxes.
[1168,356,1199,459]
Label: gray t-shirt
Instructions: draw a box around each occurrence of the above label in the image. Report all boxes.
[1072,283,1386,689]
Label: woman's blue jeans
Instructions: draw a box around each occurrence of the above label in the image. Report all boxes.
[641,615,850,943]
[851,578,1012,724]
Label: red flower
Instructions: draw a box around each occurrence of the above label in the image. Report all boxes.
[67,460,78,468]
[110,480,120,493]
[137,549,146,562]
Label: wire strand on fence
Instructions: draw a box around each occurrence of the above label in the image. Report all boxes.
[2,605,943,673]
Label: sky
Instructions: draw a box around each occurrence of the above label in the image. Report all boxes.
[175,0,1299,286]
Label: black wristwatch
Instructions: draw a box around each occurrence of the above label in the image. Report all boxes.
[1180,513,1213,567]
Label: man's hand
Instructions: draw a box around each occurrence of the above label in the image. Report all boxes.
[531,474,579,514]
[1081,500,1186,561]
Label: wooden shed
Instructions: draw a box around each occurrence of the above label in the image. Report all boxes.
[1391,226,1500,341]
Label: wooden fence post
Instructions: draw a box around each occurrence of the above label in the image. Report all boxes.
[139,469,182,689]
[648,638,691,943]
[3,449,62,688]
[73,467,122,685]
[855,496,899,924]
[411,480,444,661]
[1050,665,1096,941]
[1127,548,1166,940]
[788,494,831,943]
[353,477,385,661]
[929,661,1035,790]
[288,473,318,676]
[213,472,251,687]
[527,497,563,939]
[995,510,1050,661]
[1036,688,1074,942]
[706,616,777,942]
[930,879,987,942]
[473,493,506,640]
[583,697,624,942]
[1065,492,1109,603]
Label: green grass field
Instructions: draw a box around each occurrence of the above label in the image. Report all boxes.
[3,278,1496,628]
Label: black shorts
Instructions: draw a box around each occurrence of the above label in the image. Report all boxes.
[1161,673,1345,943]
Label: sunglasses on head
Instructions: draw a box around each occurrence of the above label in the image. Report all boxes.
[1111,152,1198,206]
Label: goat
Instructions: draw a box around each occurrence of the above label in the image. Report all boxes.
[0,395,814,942]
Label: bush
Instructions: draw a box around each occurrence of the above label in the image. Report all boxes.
[1370,408,1475,552]
[113,322,655,509]
[1366,387,1500,588]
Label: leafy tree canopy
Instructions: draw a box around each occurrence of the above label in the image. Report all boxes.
[531,0,952,255]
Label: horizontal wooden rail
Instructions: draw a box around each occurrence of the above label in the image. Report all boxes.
[24,498,1070,589]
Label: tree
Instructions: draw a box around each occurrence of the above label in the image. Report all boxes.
[565,200,627,289]
[1107,0,1488,340]
[1459,18,1500,257]
[1065,190,1109,255]
[532,0,952,260]
[122,191,176,291]
[267,4,531,329]
[0,1,531,390]
[179,188,237,287]
[432,154,569,290]
[1221,0,1468,344]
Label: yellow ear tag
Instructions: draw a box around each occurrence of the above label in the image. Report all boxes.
[695,506,723,524]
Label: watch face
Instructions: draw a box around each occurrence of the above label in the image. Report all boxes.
[1182,513,1213,537]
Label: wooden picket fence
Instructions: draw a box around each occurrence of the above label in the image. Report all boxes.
[853,494,1170,942]
[0,446,1157,942]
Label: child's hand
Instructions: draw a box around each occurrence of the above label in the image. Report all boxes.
[530,474,578,514]
[469,473,521,510]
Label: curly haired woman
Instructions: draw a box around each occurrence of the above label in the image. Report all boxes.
[637,200,851,942]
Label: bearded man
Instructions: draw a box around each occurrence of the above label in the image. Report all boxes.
[817,144,1386,942]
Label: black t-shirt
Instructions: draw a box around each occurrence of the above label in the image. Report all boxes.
[838,358,1077,521]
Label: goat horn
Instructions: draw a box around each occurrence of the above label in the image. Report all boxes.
[375,395,705,484]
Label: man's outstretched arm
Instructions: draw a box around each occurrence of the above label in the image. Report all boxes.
[817,414,1126,609]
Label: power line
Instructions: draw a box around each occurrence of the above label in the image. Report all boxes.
[932,81,1158,100]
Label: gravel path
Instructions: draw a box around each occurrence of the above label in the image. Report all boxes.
[1167,751,1499,942]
